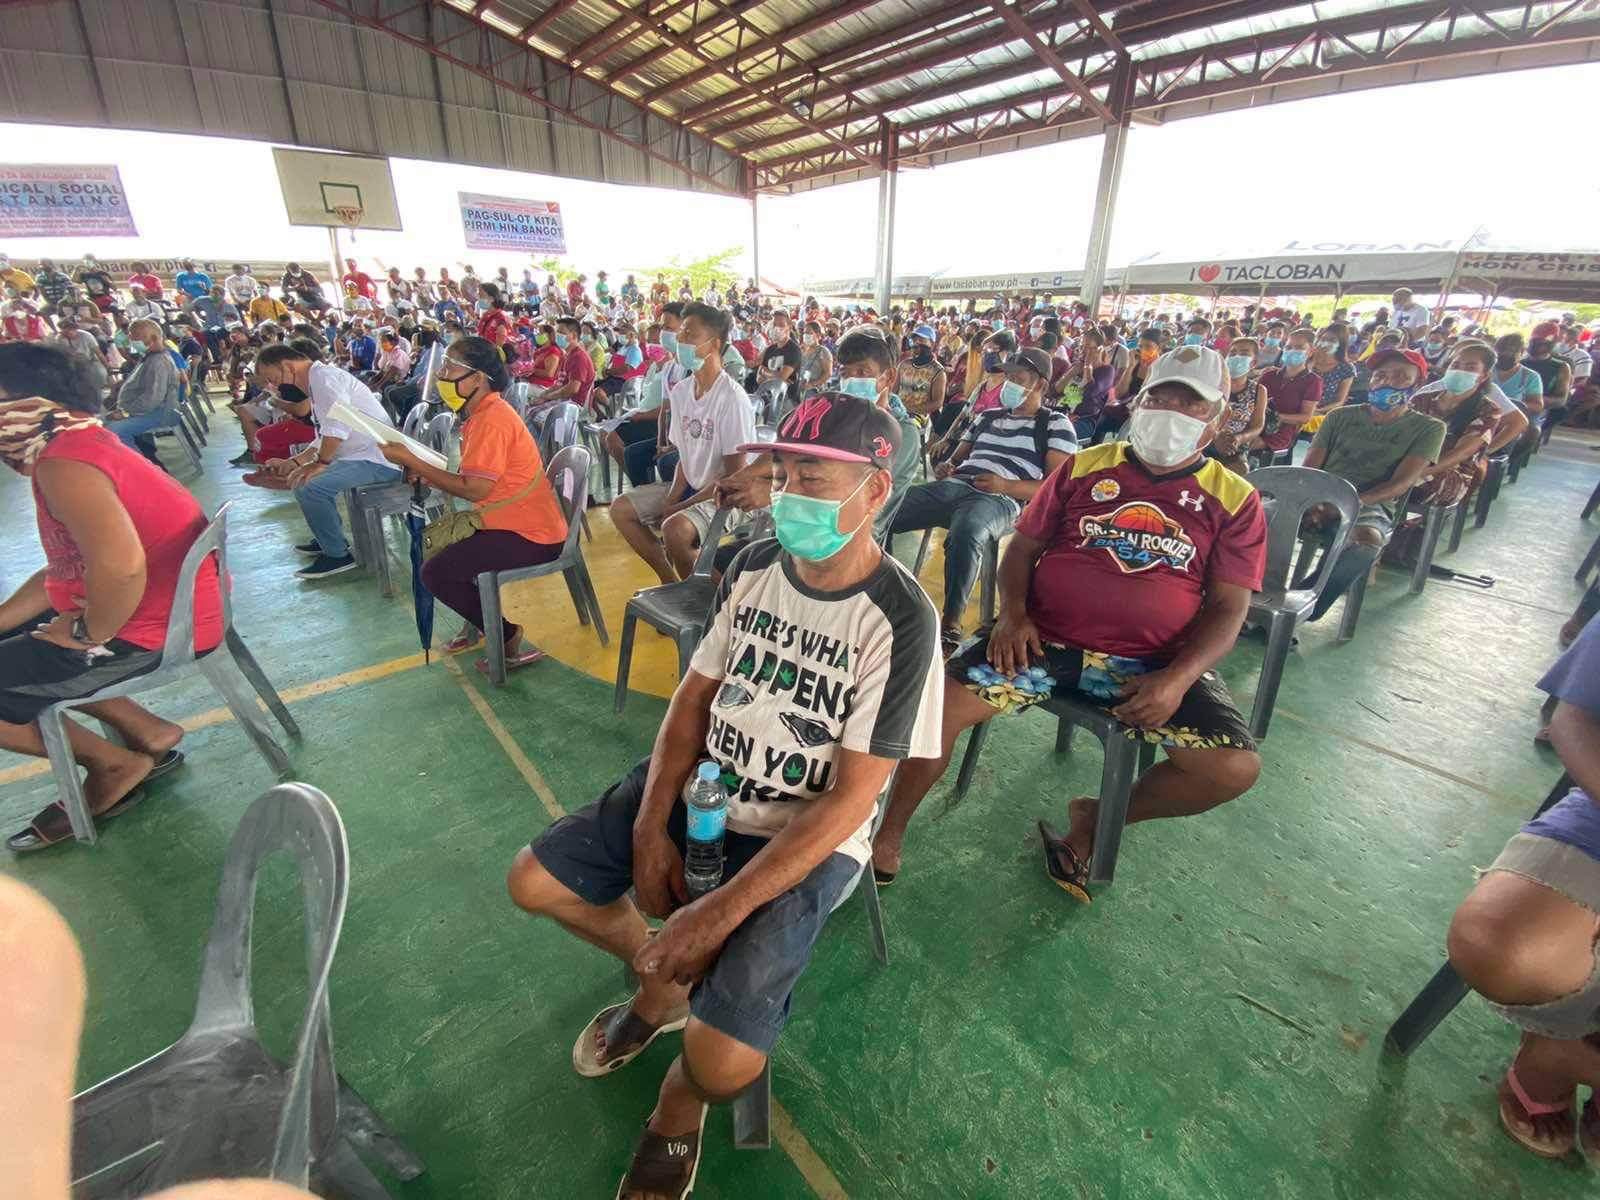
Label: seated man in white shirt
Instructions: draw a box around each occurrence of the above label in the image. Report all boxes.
[610,303,755,583]
[248,343,402,579]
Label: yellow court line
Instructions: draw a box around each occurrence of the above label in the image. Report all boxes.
[442,657,564,822]
[773,1100,850,1200]
[0,650,432,787]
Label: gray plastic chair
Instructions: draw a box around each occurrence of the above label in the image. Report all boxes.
[476,444,609,685]
[36,502,300,845]
[505,380,530,417]
[347,410,452,599]
[730,764,893,1149]
[1385,772,1572,1057]
[951,696,1157,887]
[613,507,733,713]
[148,400,205,475]
[1243,466,1359,740]
[535,401,593,541]
[400,401,430,440]
[911,527,1001,627]
[70,783,426,1196]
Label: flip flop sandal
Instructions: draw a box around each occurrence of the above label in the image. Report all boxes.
[1499,1066,1576,1159]
[475,646,548,675]
[1038,820,1092,905]
[573,996,689,1078]
[5,788,149,854]
[444,627,483,653]
[614,1105,708,1200]
[872,866,896,887]
[146,749,185,781]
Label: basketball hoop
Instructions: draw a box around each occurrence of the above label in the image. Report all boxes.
[332,204,364,229]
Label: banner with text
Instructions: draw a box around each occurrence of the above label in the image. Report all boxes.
[0,164,138,237]
[458,192,566,253]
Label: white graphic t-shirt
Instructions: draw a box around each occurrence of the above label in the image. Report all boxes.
[689,540,944,864]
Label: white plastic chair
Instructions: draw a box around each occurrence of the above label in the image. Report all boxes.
[70,783,425,1196]
[36,502,299,844]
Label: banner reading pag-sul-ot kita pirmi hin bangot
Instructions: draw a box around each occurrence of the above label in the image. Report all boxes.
[0,164,138,237]
[458,192,566,254]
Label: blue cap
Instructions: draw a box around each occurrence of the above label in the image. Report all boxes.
[697,761,721,782]
[912,323,936,342]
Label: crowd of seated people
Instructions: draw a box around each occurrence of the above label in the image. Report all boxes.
[3,249,1600,1195]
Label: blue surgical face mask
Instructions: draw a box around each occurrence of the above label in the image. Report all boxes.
[991,319,1005,332]
[839,376,878,402]
[676,338,703,371]
[998,380,1027,409]
[1367,384,1411,412]
[1264,337,1282,349]
[1225,355,1252,378]
[1281,348,1308,367]
[771,473,871,561]
[554,333,568,349]
[1183,333,1204,346]
[1425,341,1443,354]
[1441,368,1479,394]
[660,329,678,353]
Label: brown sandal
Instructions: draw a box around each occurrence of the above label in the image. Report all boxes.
[572,995,689,1078]
[614,1105,707,1200]
[1038,820,1092,904]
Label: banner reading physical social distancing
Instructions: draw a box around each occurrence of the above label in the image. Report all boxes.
[0,164,138,237]
[458,192,566,254]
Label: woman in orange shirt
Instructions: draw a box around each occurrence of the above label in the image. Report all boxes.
[379,337,569,674]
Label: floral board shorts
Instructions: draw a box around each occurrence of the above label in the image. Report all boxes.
[946,633,1257,751]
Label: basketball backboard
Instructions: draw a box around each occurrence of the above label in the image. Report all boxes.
[272,147,402,230]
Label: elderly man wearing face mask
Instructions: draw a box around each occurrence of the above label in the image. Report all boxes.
[889,347,1078,655]
[1299,348,1446,621]
[872,345,1267,897]
[508,393,942,1200]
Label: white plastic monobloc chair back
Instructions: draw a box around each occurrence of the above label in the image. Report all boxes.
[188,782,350,1184]
[1245,465,1360,598]
[545,444,591,560]
[160,500,235,667]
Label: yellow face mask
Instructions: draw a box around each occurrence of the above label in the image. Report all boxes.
[436,377,468,411]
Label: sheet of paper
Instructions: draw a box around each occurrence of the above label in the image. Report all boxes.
[326,400,447,470]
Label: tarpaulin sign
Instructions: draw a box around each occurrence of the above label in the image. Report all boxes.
[0,164,138,237]
[458,192,566,253]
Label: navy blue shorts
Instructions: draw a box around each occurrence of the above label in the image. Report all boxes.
[0,613,162,725]
[530,757,860,1054]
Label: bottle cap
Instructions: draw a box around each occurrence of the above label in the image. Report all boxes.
[697,761,721,782]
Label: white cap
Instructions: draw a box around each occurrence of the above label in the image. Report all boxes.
[1140,344,1227,407]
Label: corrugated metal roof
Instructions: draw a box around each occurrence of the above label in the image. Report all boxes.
[3,0,1598,198]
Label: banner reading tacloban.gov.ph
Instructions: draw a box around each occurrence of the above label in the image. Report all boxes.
[0,164,139,237]
[458,192,566,254]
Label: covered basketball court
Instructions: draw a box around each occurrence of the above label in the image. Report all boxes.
[4,4,1600,1199]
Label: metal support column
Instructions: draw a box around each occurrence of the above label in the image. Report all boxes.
[750,192,761,293]
[1079,56,1134,316]
[873,119,897,315]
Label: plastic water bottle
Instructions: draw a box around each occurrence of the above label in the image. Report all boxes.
[684,761,728,900]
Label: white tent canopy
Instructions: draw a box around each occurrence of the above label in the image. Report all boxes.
[807,244,1600,305]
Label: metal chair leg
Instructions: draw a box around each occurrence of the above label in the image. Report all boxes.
[38,708,97,844]
[1383,962,1471,1056]
[1088,733,1139,885]
[477,573,508,686]
[613,611,639,714]
[1249,615,1296,741]
[952,719,991,803]
[732,1062,772,1150]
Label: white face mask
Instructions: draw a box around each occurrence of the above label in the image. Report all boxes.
[1128,405,1211,468]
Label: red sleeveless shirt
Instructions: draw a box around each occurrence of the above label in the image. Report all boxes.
[33,427,223,652]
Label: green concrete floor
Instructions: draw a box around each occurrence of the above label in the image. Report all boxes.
[4,415,1600,1199]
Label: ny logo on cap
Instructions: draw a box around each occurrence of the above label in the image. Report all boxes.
[783,395,833,440]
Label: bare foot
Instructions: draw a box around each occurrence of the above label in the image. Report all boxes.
[1067,795,1098,865]
[871,837,901,880]
[82,751,154,817]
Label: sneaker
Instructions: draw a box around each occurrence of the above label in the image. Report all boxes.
[295,553,358,579]
[293,540,323,557]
